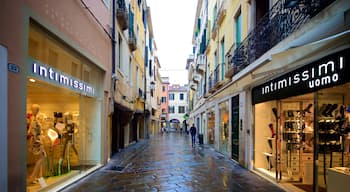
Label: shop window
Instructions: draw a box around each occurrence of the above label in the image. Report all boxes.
[29,38,40,59]
[27,22,102,190]
[219,101,229,155]
[207,109,215,145]
[48,49,58,68]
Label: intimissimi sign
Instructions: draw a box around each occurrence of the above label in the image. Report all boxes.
[29,60,95,97]
[252,48,350,104]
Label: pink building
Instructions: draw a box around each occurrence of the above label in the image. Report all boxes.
[160,77,170,128]
[0,0,111,191]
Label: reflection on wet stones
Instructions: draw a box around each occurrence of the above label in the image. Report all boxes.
[60,133,285,192]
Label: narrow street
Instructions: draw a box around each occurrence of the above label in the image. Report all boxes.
[61,133,285,192]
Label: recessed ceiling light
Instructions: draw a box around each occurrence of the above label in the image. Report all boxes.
[29,78,36,83]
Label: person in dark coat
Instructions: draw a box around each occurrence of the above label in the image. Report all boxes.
[190,124,197,147]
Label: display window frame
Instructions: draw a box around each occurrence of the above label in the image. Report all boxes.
[26,22,104,191]
[207,108,216,145]
[219,101,229,155]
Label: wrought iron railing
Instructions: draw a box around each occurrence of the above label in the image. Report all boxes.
[214,64,220,85]
[227,0,335,76]
[208,73,215,90]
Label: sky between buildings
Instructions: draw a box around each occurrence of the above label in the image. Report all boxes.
[147,0,197,86]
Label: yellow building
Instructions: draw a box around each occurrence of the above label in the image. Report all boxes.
[112,0,162,152]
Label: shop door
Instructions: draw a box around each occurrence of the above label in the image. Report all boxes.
[232,96,239,160]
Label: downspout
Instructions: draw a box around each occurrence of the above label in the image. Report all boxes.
[111,0,118,107]
[110,0,118,156]
[144,27,149,139]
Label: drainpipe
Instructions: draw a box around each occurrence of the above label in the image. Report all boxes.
[111,0,118,108]
[144,29,149,139]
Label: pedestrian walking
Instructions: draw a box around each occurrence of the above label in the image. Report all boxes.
[190,123,196,147]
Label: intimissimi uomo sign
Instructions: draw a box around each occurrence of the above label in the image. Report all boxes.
[252,48,350,104]
[29,59,96,97]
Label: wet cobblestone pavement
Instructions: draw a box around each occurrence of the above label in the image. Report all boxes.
[61,133,285,192]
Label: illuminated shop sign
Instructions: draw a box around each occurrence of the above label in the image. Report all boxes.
[252,48,350,104]
[29,60,95,97]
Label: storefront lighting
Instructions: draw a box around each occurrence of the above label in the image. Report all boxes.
[29,78,36,83]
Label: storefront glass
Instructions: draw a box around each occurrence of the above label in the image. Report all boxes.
[316,85,350,190]
[254,94,316,187]
[219,101,229,155]
[207,108,215,145]
[253,48,350,191]
[26,23,103,191]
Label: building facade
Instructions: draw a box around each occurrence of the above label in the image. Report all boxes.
[1,0,111,191]
[189,0,350,191]
[160,77,170,128]
[168,84,188,130]
[1,0,162,191]
[111,0,161,154]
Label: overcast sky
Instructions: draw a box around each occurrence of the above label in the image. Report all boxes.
[147,0,197,86]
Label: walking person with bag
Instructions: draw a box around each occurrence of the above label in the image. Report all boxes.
[190,124,197,147]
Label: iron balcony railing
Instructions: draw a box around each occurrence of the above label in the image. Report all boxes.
[214,64,220,85]
[227,0,335,77]
[208,73,215,91]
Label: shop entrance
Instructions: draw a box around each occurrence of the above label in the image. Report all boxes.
[254,84,350,191]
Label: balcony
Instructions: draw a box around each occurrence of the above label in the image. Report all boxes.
[217,0,226,25]
[208,73,216,93]
[192,72,201,83]
[213,64,224,88]
[227,0,335,77]
[128,29,137,52]
[190,81,198,91]
[116,0,129,30]
[225,43,238,78]
[196,54,206,74]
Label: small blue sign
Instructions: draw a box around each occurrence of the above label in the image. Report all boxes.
[8,63,20,73]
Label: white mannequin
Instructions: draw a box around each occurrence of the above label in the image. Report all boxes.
[27,104,47,185]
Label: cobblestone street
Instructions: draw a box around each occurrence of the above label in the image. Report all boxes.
[61,133,285,192]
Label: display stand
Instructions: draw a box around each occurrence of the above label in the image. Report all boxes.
[281,101,314,182]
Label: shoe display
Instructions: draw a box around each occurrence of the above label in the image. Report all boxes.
[326,104,338,117]
[319,104,328,116]
[321,104,332,117]
[303,103,313,113]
